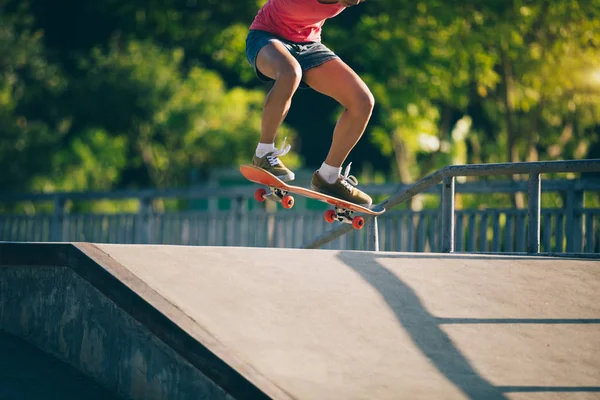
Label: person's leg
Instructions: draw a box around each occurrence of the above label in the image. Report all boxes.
[246,38,302,181]
[255,41,303,146]
[303,58,375,169]
[302,58,375,206]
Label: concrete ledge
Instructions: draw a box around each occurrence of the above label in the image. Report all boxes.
[0,242,264,400]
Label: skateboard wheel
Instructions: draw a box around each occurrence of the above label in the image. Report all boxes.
[324,209,337,223]
[282,195,294,209]
[352,216,365,230]
[254,188,267,202]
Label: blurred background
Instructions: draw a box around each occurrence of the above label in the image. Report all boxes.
[1,0,599,250]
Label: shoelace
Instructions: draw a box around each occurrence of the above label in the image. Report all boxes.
[266,138,291,167]
[340,162,359,192]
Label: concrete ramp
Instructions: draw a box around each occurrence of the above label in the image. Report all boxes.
[1,243,599,399]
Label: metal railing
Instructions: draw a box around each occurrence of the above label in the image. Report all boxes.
[0,161,599,254]
[1,207,598,252]
[304,159,600,253]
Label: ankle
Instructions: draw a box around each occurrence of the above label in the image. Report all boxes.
[318,162,341,184]
[256,142,276,158]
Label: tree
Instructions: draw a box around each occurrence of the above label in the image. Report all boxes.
[328,0,600,181]
[0,5,67,191]
[1,1,298,194]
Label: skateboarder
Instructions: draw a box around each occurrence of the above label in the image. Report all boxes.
[245,0,373,207]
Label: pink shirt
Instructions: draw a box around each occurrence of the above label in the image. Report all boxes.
[250,0,345,43]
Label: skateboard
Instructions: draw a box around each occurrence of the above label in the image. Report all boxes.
[240,164,385,230]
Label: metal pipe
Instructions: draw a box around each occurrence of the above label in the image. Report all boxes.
[137,197,152,245]
[527,173,541,253]
[441,176,455,253]
[442,159,600,177]
[368,217,379,251]
[50,196,65,242]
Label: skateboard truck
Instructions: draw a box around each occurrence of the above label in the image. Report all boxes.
[324,208,365,230]
[254,187,295,209]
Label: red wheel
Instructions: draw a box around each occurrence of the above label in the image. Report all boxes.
[282,194,294,209]
[254,188,267,202]
[324,209,337,223]
[352,216,365,230]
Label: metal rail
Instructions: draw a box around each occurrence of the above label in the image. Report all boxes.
[2,178,600,203]
[304,159,600,253]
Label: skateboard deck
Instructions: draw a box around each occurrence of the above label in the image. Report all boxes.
[240,164,385,229]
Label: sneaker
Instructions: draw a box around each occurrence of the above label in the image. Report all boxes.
[252,138,295,181]
[311,163,372,207]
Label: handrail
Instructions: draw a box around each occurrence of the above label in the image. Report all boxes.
[0,186,258,202]
[303,159,600,252]
[1,178,600,203]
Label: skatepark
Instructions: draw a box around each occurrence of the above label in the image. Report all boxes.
[4,0,600,397]
[1,242,599,399]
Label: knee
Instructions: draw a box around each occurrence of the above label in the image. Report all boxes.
[277,63,303,89]
[349,89,375,120]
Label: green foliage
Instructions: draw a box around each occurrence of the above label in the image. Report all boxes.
[328,0,600,188]
[0,0,598,213]
[32,128,127,191]
[1,15,293,191]
[0,7,67,191]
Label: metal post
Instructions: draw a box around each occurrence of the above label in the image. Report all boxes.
[566,187,584,252]
[527,173,541,253]
[441,176,455,253]
[137,197,152,244]
[574,190,584,252]
[368,217,379,251]
[565,187,574,252]
[234,196,246,247]
[50,196,66,242]
[235,196,247,215]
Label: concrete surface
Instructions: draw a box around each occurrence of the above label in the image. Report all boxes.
[0,243,245,400]
[95,244,600,399]
[1,242,599,399]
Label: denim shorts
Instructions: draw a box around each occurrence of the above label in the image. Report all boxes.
[245,29,339,88]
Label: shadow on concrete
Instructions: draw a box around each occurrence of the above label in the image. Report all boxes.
[499,386,600,393]
[337,251,600,399]
[438,318,600,324]
[0,330,122,400]
[337,251,507,400]
[370,252,598,262]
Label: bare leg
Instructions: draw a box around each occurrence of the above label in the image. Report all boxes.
[302,59,375,167]
[255,41,303,144]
